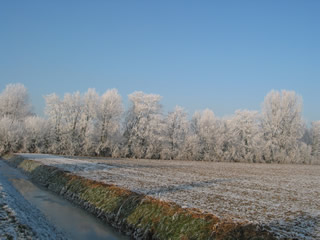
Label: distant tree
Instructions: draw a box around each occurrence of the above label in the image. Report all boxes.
[123,91,163,159]
[261,90,305,163]
[190,109,226,161]
[44,93,64,154]
[2,82,318,164]
[0,83,33,120]
[80,88,99,155]
[0,117,24,154]
[60,92,84,155]
[95,89,123,157]
[227,110,263,162]
[23,116,50,153]
[311,121,320,162]
[180,134,199,160]
[161,106,189,159]
[190,109,214,160]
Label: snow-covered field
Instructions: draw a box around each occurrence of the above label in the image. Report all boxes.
[18,153,320,239]
[0,160,66,240]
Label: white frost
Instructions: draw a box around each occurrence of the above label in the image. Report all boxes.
[18,153,320,239]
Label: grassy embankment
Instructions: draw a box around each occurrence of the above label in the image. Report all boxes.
[2,154,276,240]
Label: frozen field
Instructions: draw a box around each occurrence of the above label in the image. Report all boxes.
[18,153,320,239]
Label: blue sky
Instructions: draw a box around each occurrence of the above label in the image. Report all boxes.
[1,1,319,121]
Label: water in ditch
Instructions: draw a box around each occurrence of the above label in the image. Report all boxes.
[0,160,128,240]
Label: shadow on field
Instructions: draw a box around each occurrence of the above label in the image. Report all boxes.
[15,157,236,197]
[50,161,235,196]
[66,156,185,169]
[267,212,320,239]
[144,178,234,195]
[42,161,182,174]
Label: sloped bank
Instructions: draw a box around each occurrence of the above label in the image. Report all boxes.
[3,155,276,240]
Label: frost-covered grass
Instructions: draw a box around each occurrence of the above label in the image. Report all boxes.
[0,184,35,240]
[0,160,66,240]
[18,153,320,239]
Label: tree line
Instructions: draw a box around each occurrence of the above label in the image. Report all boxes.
[0,83,319,164]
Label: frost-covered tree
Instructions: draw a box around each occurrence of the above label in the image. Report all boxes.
[191,109,214,160]
[2,82,318,164]
[180,134,199,160]
[311,121,320,161]
[0,84,33,154]
[60,92,84,155]
[44,93,64,154]
[161,106,189,160]
[190,109,226,161]
[123,91,163,159]
[261,90,305,163]
[23,116,50,153]
[44,89,123,156]
[227,110,263,163]
[95,89,123,156]
[80,88,99,155]
[0,83,33,120]
[0,117,24,154]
